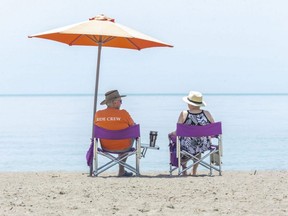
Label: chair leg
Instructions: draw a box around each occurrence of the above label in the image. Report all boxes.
[136,139,141,176]
[89,164,93,177]
[93,138,98,177]
[94,150,139,176]
[219,155,222,176]
[176,139,182,175]
[209,160,212,176]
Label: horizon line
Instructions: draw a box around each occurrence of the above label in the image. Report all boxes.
[0,92,288,97]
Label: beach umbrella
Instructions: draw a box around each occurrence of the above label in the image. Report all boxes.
[29,15,172,175]
[28,14,173,135]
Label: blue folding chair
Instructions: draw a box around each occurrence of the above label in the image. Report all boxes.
[169,122,223,176]
[90,124,141,177]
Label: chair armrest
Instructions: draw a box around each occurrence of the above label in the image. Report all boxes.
[140,144,160,157]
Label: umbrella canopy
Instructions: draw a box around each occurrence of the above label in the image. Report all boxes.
[28,14,172,142]
[29,15,172,50]
[29,14,172,110]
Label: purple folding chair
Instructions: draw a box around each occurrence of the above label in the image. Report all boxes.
[90,124,141,177]
[169,122,223,176]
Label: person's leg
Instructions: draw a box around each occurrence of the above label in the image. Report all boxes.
[118,153,128,176]
[181,155,190,176]
[182,162,188,176]
[191,153,201,175]
[118,140,134,176]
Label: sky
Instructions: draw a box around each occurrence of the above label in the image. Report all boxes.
[1,0,288,94]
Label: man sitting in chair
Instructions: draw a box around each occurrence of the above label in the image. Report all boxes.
[94,90,135,177]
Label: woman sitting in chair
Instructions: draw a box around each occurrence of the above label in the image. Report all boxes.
[169,91,215,176]
[94,89,135,177]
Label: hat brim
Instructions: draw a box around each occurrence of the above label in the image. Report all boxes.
[182,96,206,107]
[100,95,126,105]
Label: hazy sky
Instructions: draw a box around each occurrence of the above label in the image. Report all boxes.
[1,0,288,94]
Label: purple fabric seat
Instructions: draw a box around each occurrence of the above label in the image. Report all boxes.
[169,122,223,176]
[94,124,140,140]
[169,134,178,167]
[87,124,141,177]
[176,122,222,137]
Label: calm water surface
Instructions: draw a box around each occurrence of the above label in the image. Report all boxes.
[0,94,287,172]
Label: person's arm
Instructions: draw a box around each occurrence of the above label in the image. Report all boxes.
[123,110,135,126]
[128,116,135,126]
[177,110,187,124]
[169,111,187,137]
[204,110,215,123]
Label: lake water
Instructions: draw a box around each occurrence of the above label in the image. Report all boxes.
[0,94,287,172]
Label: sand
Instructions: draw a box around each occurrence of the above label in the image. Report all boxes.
[0,171,287,216]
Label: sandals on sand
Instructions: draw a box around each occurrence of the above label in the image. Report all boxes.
[119,171,133,177]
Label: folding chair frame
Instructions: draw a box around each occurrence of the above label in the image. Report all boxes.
[169,122,223,176]
[92,124,141,177]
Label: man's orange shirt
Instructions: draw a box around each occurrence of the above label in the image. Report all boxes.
[94,108,134,152]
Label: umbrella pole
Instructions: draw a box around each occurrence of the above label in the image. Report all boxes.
[90,42,102,176]
[92,42,102,137]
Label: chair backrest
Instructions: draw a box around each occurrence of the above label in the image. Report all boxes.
[176,122,222,137]
[93,124,140,140]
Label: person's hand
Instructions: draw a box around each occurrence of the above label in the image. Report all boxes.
[168,131,176,138]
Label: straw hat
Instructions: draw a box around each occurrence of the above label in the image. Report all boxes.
[100,90,126,105]
[182,91,206,107]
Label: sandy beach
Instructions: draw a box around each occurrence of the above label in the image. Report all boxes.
[0,171,287,216]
